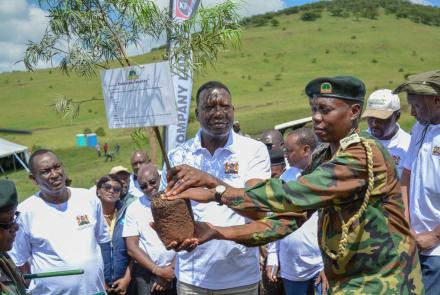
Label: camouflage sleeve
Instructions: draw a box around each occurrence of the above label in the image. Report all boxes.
[218,211,304,247]
[227,143,368,213]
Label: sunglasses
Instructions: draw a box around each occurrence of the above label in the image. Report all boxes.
[102,183,122,193]
[0,211,20,230]
[139,180,157,191]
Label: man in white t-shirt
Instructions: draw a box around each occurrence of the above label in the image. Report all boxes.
[9,149,109,295]
[394,70,440,295]
[266,128,327,295]
[129,150,151,198]
[362,89,411,177]
[160,81,271,295]
[124,163,176,295]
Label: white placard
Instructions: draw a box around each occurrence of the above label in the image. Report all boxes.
[101,62,177,129]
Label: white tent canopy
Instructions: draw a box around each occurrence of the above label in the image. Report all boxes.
[0,138,29,172]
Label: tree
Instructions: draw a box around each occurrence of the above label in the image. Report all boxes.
[24,0,241,162]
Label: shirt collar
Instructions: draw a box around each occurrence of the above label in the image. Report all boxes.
[193,129,235,154]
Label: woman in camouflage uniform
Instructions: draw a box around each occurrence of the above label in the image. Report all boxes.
[0,180,27,295]
[163,76,424,294]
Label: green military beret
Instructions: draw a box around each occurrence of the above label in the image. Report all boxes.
[305,76,366,102]
[393,70,440,96]
[0,180,18,212]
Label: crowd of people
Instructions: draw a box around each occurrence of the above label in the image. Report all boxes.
[0,70,439,295]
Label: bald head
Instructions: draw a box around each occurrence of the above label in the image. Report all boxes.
[137,163,160,197]
[130,150,151,175]
[260,129,284,151]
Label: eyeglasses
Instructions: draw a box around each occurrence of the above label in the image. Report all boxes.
[0,211,20,230]
[102,183,122,193]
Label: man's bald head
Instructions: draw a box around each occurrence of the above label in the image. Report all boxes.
[260,129,284,151]
[137,163,160,197]
[130,150,151,175]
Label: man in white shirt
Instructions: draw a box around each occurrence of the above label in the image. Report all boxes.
[129,150,151,197]
[361,89,411,177]
[266,128,326,295]
[124,163,176,295]
[10,149,109,295]
[160,81,271,295]
[394,70,440,295]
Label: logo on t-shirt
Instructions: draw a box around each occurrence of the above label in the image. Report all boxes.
[76,214,90,226]
[224,161,239,174]
[433,146,440,157]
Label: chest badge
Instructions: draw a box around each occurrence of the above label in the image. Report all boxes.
[76,214,90,226]
[224,161,239,174]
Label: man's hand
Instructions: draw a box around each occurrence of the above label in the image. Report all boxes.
[315,270,329,295]
[112,276,131,294]
[154,265,175,282]
[165,187,216,203]
[265,265,278,283]
[165,165,219,196]
[415,231,440,251]
[151,276,170,292]
[151,221,218,251]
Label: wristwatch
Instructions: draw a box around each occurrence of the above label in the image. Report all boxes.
[214,185,226,206]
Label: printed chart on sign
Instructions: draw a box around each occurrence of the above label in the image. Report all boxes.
[101,61,177,129]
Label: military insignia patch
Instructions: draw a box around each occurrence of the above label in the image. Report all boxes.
[224,161,239,174]
[320,82,332,94]
[340,133,360,150]
[76,214,90,226]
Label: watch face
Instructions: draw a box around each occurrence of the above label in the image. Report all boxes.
[216,185,226,194]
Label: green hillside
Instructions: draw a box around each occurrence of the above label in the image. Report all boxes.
[1,5,439,199]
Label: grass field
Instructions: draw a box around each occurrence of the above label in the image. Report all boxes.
[1,9,439,200]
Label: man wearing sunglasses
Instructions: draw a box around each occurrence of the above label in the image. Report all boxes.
[124,163,176,295]
[9,149,110,295]
[0,180,27,295]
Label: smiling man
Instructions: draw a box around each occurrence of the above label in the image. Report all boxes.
[9,149,110,295]
[160,81,271,295]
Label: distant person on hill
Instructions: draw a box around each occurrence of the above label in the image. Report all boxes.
[104,142,109,156]
[361,89,410,177]
[129,151,151,198]
[115,144,120,154]
[96,143,101,157]
[394,70,440,295]
[10,149,109,295]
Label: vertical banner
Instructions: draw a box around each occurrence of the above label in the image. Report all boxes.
[165,0,200,152]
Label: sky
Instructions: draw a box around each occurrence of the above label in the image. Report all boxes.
[0,0,438,73]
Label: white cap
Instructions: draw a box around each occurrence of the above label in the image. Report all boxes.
[362,89,401,119]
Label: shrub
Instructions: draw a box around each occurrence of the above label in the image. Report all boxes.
[311,58,317,63]
[301,11,321,21]
[371,59,378,63]
[271,19,280,27]
[95,127,106,136]
[83,128,92,134]
[351,35,357,40]
[259,87,264,92]
[398,68,404,72]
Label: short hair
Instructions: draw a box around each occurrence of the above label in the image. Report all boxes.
[28,149,57,175]
[287,127,318,151]
[196,81,231,106]
[96,175,123,197]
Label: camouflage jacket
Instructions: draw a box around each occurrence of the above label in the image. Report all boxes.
[0,254,27,295]
[228,132,424,294]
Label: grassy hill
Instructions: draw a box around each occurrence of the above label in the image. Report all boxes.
[1,6,439,200]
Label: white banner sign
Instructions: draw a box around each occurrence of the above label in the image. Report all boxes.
[101,62,177,129]
[165,0,199,151]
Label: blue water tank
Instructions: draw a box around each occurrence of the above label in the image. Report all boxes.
[76,134,87,147]
[86,133,98,147]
